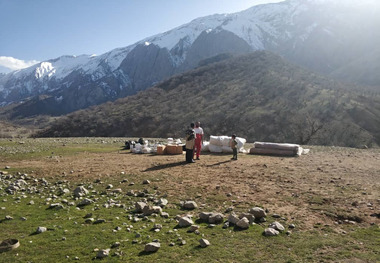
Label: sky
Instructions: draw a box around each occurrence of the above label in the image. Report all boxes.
[0,0,284,73]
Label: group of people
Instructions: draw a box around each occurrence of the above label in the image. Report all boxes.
[185,121,238,163]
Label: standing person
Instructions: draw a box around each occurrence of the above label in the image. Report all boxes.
[194,121,204,160]
[185,129,195,163]
[230,134,238,160]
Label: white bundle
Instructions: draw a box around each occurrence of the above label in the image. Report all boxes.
[210,136,223,146]
[208,144,223,153]
[202,141,210,152]
[209,135,247,153]
[142,147,152,154]
[222,146,233,153]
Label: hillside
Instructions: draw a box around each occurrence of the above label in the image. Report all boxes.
[35,51,380,147]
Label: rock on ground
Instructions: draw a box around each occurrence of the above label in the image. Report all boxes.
[144,242,160,252]
[199,238,210,248]
[178,216,194,227]
[269,221,285,232]
[236,217,250,229]
[264,228,280,236]
[249,207,266,218]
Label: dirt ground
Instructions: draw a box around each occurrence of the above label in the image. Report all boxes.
[7,145,380,230]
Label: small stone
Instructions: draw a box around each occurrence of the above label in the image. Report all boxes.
[182,201,198,210]
[289,224,296,229]
[189,225,200,232]
[135,202,147,213]
[144,242,160,252]
[199,212,213,222]
[268,221,285,232]
[249,207,266,218]
[142,180,150,185]
[156,198,168,207]
[178,216,193,227]
[96,249,110,259]
[208,213,224,224]
[93,219,106,224]
[36,226,47,234]
[111,242,120,248]
[161,212,169,218]
[48,203,64,210]
[73,186,89,197]
[228,214,240,225]
[85,218,94,224]
[236,217,250,229]
[77,198,93,207]
[84,213,93,219]
[264,228,279,236]
[199,238,210,248]
[106,184,113,189]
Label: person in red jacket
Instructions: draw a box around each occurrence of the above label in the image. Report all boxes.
[193,121,204,160]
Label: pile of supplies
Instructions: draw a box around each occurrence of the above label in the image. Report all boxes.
[249,142,309,157]
[130,138,157,154]
[156,138,184,155]
[203,135,247,153]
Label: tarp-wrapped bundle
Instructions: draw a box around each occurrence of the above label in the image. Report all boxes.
[206,135,247,153]
[250,142,304,156]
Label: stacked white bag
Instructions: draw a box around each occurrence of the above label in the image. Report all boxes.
[207,135,246,153]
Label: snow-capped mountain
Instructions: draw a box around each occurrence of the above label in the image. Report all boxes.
[1,0,379,116]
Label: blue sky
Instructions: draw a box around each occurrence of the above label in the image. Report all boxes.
[0,0,283,71]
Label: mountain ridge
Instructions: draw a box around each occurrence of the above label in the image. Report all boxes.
[1,0,379,116]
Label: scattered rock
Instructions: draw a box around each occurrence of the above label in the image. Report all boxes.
[182,201,198,210]
[208,213,224,224]
[77,198,94,207]
[142,180,150,185]
[48,203,64,210]
[264,228,279,236]
[199,238,210,248]
[144,242,160,252]
[236,217,250,229]
[96,249,110,259]
[268,221,285,232]
[178,216,193,227]
[93,219,106,224]
[36,226,47,234]
[228,214,240,225]
[188,225,200,233]
[249,207,267,218]
[73,186,89,197]
[135,202,147,213]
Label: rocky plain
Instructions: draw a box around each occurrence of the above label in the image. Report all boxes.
[0,138,379,262]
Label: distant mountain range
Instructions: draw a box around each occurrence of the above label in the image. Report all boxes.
[1,0,379,117]
[36,51,380,147]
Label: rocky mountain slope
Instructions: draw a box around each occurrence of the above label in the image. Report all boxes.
[35,51,380,147]
[1,0,379,116]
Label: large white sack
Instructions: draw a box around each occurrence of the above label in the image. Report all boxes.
[202,141,210,152]
[236,137,246,149]
[220,136,232,147]
[209,144,223,153]
[210,136,222,146]
[222,146,233,153]
[142,147,152,154]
